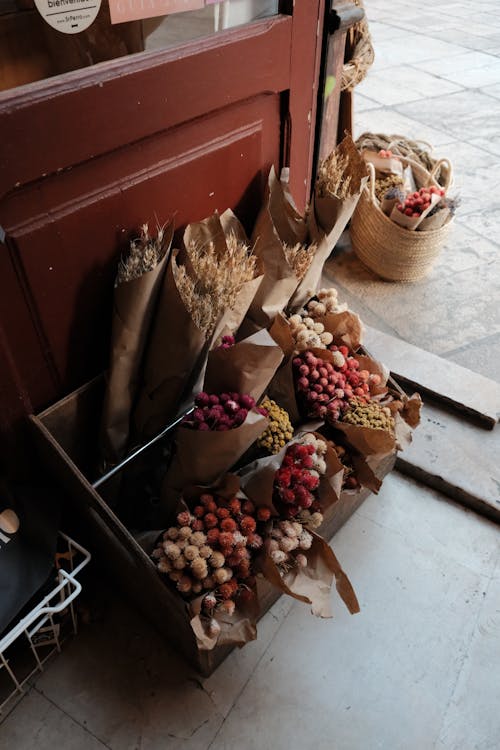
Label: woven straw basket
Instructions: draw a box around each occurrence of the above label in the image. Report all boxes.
[350,158,453,282]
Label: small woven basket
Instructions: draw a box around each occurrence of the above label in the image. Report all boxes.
[350,158,453,282]
[341,0,374,91]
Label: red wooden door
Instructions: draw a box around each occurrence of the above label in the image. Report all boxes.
[0,1,325,469]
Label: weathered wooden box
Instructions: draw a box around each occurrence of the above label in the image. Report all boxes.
[29,377,395,676]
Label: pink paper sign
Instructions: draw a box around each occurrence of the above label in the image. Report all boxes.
[109,0,204,24]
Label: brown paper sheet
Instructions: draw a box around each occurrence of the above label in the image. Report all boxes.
[189,581,260,651]
[241,167,308,333]
[390,192,440,230]
[134,250,208,439]
[203,328,284,402]
[184,210,264,337]
[323,310,365,351]
[240,426,343,514]
[100,223,174,463]
[258,530,359,618]
[314,134,369,239]
[164,408,269,493]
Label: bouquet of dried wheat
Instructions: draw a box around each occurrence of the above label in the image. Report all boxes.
[100,222,173,465]
[134,212,262,439]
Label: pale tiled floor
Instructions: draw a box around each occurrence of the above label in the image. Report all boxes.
[3,2,500,748]
[329,0,500,383]
[1,474,499,749]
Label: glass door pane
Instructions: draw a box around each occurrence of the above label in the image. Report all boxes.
[0,0,279,93]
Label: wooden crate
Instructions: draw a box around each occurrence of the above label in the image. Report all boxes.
[29,377,395,675]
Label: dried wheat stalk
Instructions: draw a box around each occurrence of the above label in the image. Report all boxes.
[175,232,257,337]
[316,151,352,200]
[117,224,168,285]
[283,242,317,281]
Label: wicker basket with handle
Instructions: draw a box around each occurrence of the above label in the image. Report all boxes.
[350,158,453,282]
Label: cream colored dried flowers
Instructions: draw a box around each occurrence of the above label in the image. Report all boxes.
[317,151,352,200]
[283,242,317,281]
[266,519,316,571]
[117,224,168,285]
[174,233,258,338]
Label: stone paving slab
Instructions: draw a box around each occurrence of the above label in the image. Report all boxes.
[364,326,500,428]
[396,401,500,523]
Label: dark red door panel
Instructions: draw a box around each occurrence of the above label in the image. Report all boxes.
[4,95,280,390]
[0,2,325,461]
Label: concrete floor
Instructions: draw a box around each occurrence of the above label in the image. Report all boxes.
[2,1,500,748]
[1,474,499,749]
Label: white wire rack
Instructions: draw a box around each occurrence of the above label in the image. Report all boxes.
[0,532,91,718]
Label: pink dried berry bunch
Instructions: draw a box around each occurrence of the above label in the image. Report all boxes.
[182,391,257,431]
[293,346,381,421]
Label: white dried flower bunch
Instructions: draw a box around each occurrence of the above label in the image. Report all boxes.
[288,288,348,352]
[152,522,239,597]
[266,519,319,571]
[117,223,168,285]
[301,432,328,476]
[174,232,257,338]
[317,151,352,200]
[283,242,317,281]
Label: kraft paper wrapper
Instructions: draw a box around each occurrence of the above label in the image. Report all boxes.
[259,530,359,618]
[185,210,264,336]
[417,206,451,231]
[134,250,208,439]
[314,134,369,238]
[190,580,260,651]
[361,149,403,176]
[239,427,343,514]
[390,192,440,230]
[241,167,308,333]
[203,328,284,403]
[100,223,174,464]
[288,230,332,312]
[331,421,396,492]
[163,409,269,493]
[322,310,365,351]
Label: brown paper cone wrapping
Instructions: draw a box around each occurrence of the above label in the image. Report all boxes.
[190,581,260,651]
[417,207,450,231]
[259,530,359,618]
[390,192,440,230]
[314,134,369,239]
[323,310,365,351]
[100,224,174,464]
[134,250,208,439]
[288,231,332,312]
[204,329,284,402]
[241,167,308,333]
[330,420,396,494]
[164,409,269,493]
[240,427,343,515]
[183,210,264,337]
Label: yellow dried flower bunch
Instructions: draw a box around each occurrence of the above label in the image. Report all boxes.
[257,397,293,454]
[342,397,395,432]
[174,232,257,338]
[283,242,317,281]
[317,151,352,200]
[117,224,168,285]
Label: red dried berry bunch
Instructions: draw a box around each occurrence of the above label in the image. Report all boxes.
[396,185,445,218]
[274,443,319,516]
